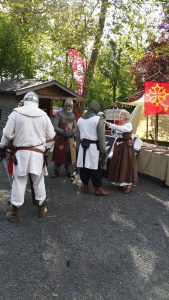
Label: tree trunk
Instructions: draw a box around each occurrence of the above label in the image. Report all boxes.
[82,0,109,106]
[112,80,117,102]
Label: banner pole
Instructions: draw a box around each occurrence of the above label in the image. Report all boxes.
[146,115,148,139]
[155,114,158,144]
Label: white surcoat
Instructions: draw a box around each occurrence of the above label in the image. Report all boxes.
[77,116,100,169]
[2,109,55,176]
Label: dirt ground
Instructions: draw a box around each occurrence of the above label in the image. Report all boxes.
[0,158,169,300]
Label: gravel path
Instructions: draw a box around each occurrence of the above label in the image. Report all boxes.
[0,159,169,300]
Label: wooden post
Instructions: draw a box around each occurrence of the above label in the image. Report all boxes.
[154,114,158,144]
[146,115,148,139]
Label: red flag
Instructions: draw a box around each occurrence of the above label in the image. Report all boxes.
[144,81,169,115]
[68,48,87,119]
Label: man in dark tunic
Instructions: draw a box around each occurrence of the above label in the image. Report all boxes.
[51,99,76,177]
[76,100,110,196]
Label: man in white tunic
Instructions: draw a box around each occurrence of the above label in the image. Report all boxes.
[0,91,55,222]
[76,100,110,196]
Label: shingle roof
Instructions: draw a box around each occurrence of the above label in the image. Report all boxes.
[0,78,84,100]
[0,79,45,91]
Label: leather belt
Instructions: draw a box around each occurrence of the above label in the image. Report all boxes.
[15,147,44,154]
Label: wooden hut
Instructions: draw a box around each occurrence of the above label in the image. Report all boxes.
[0,78,84,135]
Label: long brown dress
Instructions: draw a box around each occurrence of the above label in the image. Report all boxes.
[108,132,137,185]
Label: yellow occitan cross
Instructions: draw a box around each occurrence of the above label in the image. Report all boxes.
[146,83,169,107]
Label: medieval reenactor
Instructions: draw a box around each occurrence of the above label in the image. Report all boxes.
[76,100,110,196]
[51,99,76,178]
[105,110,137,193]
[0,91,56,223]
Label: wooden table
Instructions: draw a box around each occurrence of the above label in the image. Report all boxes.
[137,148,169,186]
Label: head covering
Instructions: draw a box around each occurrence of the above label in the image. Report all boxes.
[82,100,101,119]
[59,98,75,121]
[23,91,39,107]
[119,110,131,121]
[98,111,105,119]
[64,98,73,109]
[14,91,45,117]
[89,100,100,113]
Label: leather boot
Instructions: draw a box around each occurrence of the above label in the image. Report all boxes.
[6,205,20,223]
[66,172,72,178]
[113,186,122,191]
[122,186,132,194]
[39,200,48,218]
[32,199,40,206]
[51,171,59,179]
[95,187,111,196]
[82,184,89,194]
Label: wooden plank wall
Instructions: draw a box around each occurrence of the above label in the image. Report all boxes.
[0,95,17,136]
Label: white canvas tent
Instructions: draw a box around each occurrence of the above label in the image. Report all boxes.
[118,96,169,141]
[127,96,144,134]
[117,96,144,134]
[120,95,144,107]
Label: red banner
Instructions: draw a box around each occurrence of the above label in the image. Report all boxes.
[144,81,169,115]
[68,48,87,119]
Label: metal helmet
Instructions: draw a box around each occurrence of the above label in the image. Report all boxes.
[64,98,73,109]
[64,98,73,113]
[89,100,100,113]
[98,111,105,119]
[23,91,39,106]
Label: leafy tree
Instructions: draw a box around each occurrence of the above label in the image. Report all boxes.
[82,0,109,99]
[0,13,35,79]
[97,40,134,101]
[130,13,169,101]
[0,0,53,79]
[0,0,167,109]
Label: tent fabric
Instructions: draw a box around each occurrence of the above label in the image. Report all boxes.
[117,96,144,134]
[130,106,143,134]
[117,95,169,141]
[117,95,144,107]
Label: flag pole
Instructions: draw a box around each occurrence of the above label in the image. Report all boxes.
[154,114,158,144]
[146,115,148,139]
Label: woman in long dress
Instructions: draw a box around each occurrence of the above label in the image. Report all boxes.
[105,110,137,193]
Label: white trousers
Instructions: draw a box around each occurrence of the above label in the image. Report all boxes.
[10,173,46,207]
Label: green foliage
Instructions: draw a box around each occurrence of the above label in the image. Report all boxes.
[88,72,113,110]
[130,13,169,96]
[0,13,35,79]
[0,0,167,107]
